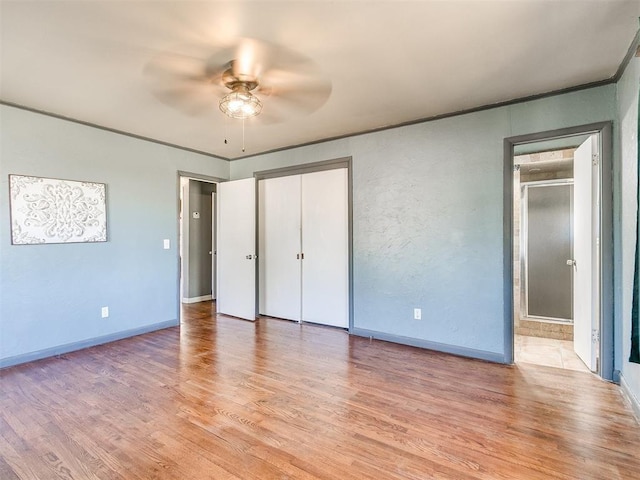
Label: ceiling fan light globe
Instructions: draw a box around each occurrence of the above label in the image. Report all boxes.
[227,99,244,112]
[219,91,262,119]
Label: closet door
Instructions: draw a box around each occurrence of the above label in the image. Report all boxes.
[301,168,348,327]
[259,175,302,320]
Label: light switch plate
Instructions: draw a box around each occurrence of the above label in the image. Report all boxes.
[163,239,170,249]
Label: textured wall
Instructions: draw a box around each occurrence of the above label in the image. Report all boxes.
[617,55,640,407]
[0,82,620,366]
[231,86,616,360]
[0,105,229,363]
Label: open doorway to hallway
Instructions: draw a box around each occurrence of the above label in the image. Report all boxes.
[179,174,219,321]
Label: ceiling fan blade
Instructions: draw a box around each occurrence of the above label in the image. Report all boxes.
[260,68,330,92]
[255,68,331,123]
[233,38,268,78]
[151,84,218,116]
[144,48,228,115]
[144,50,211,84]
[250,105,290,125]
[144,38,332,122]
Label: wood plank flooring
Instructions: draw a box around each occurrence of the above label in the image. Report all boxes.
[1,301,639,479]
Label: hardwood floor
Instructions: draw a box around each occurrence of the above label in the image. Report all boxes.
[1,301,639,479]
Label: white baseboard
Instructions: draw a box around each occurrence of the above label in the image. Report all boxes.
[620,373,640,423]
[181,294,213,304]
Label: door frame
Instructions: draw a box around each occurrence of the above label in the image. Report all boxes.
[176,171,225,322]
[253,156,354,331]
[211,192,216,300]
[503,122,613,379]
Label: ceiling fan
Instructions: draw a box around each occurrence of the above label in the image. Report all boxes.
[143,38,332,124]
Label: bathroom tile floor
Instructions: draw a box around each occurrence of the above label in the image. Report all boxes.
[515,334,590,373]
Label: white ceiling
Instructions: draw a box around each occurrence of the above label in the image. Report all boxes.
[1,1,638,160]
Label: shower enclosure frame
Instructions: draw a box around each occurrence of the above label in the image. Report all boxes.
[520,178,575,324]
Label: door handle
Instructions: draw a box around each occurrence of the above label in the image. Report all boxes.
[566,259,576,267]
[245,254,257,260]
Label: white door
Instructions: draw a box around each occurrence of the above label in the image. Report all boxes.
[217,178,256,321]
[573,136,597,370]
[301,168,349,328]
[259,175,302,320]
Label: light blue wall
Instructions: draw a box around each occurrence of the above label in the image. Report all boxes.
[0,105,229,366]
[0,83,623,367]
[616,55,640,411]
[231,85,617,361]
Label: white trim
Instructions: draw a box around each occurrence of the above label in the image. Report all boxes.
[620,374,640,424]
[181,294,213,304]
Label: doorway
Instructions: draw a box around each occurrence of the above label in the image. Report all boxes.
[178,172,224,321]
[513,147,585,371]
[504,123,613,380]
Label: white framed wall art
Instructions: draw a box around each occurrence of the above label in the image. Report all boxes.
[9,175,107,245]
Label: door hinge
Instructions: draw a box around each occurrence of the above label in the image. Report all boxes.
[592,329,600,343]
[592,154,599,166]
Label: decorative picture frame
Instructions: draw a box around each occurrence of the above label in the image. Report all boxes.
[9,175,107,245]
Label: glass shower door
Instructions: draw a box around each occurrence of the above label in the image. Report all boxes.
[522,182,573,322]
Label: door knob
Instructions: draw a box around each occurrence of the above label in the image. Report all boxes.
[566,259,576,267]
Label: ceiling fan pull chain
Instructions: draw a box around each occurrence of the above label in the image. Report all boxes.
[242,118,246,153]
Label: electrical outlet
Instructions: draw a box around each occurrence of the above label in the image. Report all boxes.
[101,306,109,318]
[413,308,421,320]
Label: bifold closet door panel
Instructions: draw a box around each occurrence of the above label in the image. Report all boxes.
[258,175,302,320]
[301,168,348,328]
